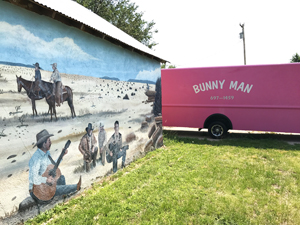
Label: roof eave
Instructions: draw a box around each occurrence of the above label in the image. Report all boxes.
[5,0,168,64]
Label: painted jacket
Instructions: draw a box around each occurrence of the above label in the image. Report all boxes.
[107,132,122,156]
[78,133,97,162]
[28,148,51,190]
[98,129,107,148]
[50,68,61,83]
[35,69,41,81]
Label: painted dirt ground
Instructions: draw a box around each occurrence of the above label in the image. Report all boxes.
[0,64,158,218]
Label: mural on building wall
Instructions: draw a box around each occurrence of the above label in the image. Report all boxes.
[0,1,163,221]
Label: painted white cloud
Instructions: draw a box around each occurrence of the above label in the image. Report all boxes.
[135,68,161,82]
[0,21,99,61]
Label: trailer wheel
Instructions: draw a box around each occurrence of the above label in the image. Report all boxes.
[208,121,227,139]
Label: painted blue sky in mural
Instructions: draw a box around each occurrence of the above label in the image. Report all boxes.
[0,2,160,82]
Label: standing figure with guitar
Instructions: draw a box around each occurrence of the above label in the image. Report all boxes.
[29,129,81,204]
[98,122,107,166]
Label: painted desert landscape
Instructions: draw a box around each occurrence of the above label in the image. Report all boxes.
[0,64,162,219]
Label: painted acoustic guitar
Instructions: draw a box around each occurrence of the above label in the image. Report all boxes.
[32,140,71,201]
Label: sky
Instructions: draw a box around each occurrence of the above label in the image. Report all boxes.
[133,0,300,68]
[0,1,162,82]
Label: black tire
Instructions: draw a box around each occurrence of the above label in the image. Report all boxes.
[208,121,227,139]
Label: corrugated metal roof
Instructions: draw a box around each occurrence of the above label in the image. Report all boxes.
[31,0,167,62]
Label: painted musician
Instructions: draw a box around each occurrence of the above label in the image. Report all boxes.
[78,123,98,172]
[106,121,128,173]
[98,122,107,166]
[29,129,81,204]
[50,63,63,107]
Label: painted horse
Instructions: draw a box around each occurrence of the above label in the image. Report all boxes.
[16,75,76,121]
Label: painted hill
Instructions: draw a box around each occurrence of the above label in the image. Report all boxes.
[127,79,155,84]
[101,76,120,81]
[0,61,38,69]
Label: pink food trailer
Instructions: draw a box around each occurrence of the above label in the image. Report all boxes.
[161,63,300,138]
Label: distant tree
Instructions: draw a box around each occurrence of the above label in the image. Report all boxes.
[290,53,300,63]
[153,77,161,117]
[74,0,158,49]
[161,63,176,69]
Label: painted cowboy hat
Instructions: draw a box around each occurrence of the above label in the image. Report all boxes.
[85,123,93,132]
[33,129,53,148]
[33,62,41,69]
[50,63,57,68]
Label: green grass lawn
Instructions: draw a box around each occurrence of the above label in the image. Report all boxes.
[27,132,300,224]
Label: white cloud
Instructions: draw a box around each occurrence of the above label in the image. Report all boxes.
[0,21,99,61]
[135,68,161,82]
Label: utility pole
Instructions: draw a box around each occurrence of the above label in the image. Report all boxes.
[239,23,246,65]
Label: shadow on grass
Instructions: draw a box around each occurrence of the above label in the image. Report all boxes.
[163,129,300,151]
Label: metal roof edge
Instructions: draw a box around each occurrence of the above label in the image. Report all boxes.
[6,0,168,63]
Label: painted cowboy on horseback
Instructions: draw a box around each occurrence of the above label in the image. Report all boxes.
[50,63,63,107]
[31,62,48,98]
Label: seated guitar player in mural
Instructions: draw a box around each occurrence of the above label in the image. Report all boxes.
[31,62,49,98]
[50,63,63,107]
[29,129,81,204]
[78,123,98,172]
[106,121,129,173]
